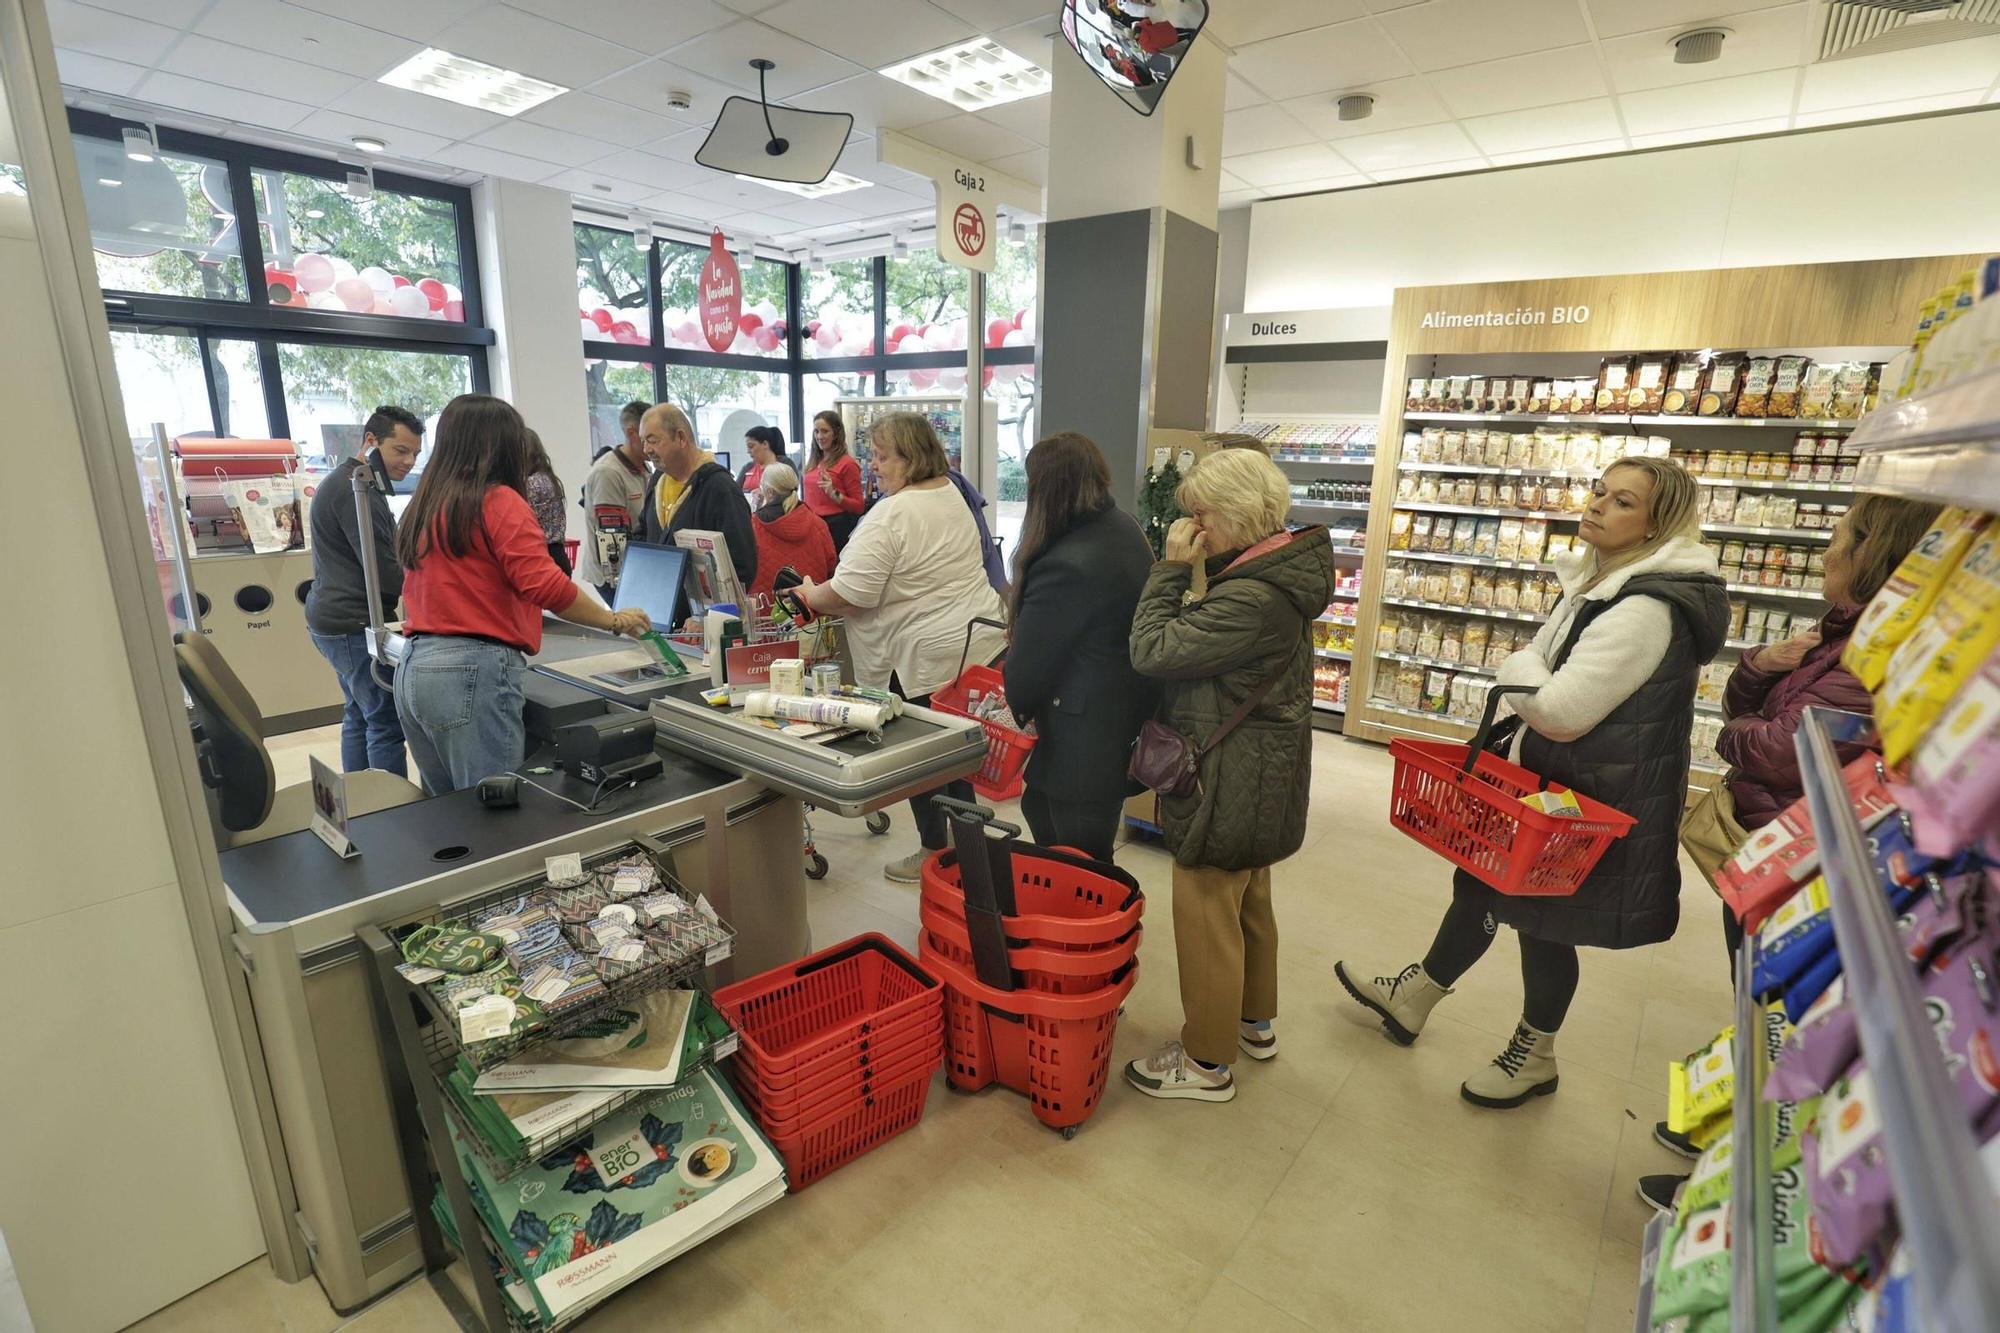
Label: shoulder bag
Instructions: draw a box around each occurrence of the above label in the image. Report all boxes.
[1128,646,1297,799]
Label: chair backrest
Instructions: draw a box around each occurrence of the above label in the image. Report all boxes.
[173,632,276,833]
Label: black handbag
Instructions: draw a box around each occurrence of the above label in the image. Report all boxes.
[1128,649,1296,798]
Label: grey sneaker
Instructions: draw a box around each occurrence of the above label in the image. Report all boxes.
[883,850,930,883]
[1124,1040,1235,1102]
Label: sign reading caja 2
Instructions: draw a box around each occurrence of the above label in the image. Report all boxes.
[935,164,995,274]
[1419,303,1591,330]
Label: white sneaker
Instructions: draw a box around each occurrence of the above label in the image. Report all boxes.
[1461,1020,1559,1109]
[883,850,930,883]
[1238,1019,1277,1061]
[1124,1040,1235,1102]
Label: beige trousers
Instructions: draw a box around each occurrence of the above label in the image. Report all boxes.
[1172,862,1278,1065]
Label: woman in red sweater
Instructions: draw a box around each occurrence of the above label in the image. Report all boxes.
[803,410,866,551]
[393,395,651,794]
[748,463,836,602]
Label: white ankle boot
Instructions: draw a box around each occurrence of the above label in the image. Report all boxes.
[1461,1020,1559,1108]
[1334,961,1451,1046]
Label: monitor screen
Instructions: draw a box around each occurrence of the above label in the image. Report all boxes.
[1060,0,1208,117]
[614,542,689,632]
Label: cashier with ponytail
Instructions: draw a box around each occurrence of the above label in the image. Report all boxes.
[394,394,651,796]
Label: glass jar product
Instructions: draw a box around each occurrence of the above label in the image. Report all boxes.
[1837,457,1858,482]
[1784,571,1807,590]
[1783,545,1811,571]
[1745,452,1772,480]
[1793,434,1819,464]
[1814,435,1843,459]
[1808,550,1827,574]
[1727,451,1754,478]
[1762,566,1785,588]
[1798,503,1823,529]
[1722,540,1746,565]
[1813,458,1837,482]
[1683,449,1708,476]
[1743,543,1768,568]
[1719,562,1743,584]
[1826,504,1850,527]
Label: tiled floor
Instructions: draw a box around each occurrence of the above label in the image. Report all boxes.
[145,728,1736,1332]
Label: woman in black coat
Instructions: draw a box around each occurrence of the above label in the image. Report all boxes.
[1002,432,1158,861]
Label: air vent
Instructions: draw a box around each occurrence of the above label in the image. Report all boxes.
[1820,0,2000,61]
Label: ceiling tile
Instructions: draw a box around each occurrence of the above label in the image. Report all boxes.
[1218,189,1267,209]
[586,59,749,126]
[929,0,1062,29]
[832,138,934,191]
[47,2,183,66]
[818,182,931,220]
[1280,76,1451,139]
[645,128,713,164]
[790,72,971,137]
[1222,103,1317,156]
[1268,172,1369,194]
[1626,116,1788,148]
[326,81,509,141]
[663,20,867,99]
[1463,98,1624,154]
[52,48,148,96]
[1206,0,1369,48]
[990,146,1048,186]
[758,0,975,67]
[1368,157,1488,181]
[129,72,319,132]
[288,0,484,43]
[1798,36,2000,112]
[158,35,364,107]
[1598,4,1810,93]
[466,119,617,165]
[543,166,660,200]
[902,112,1036,162]
[1225,143,1360,187]
[716,209,799,236]
[1225,73,1268,110]
[431,140,567,182]
[1231,19,1411,101]
[1325,120,1483,172]
[522,93,687,148]
[1616,68,1798,136]
[1218,169,1249,191]
[1432,45,1608,118]
[79,0,205,24]
[586,146,716,191]
[292,109,455,160]
[1377,0,1590,72]
[499,0,736,56]
[762,197,865,226]
[974,96,1051,145]
[674,172,797,208]
[1486,139,1628,166]
[1585,0,1797,41]
[430,4,642,89]
[1793,90,1990,129]
[717,0,781,13]
[196,0,420,79]
[987,16,1056,70]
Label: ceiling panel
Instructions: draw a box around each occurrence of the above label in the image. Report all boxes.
[287,0,484,43]
[1281,76,1451,139]
[1617,68,1798,136]
[1268,173,1369,195]
[292,108,453,160]
[466,118,618,165]
[1432,45,1609,118]
[785,74,959,141]
[974,95,1052,146]
[1206,0,1370,48]
[1597,4,1810,93]
[928,0,1061,28]
[500,0,736,55]
[431,4,644,89]
[586,146,717,191]
[522,92,688,148]
[1377,0,1591,73]
[1222,103,1317,157]
[132,72,319,132]
[990,147,1046,186]
[663,20,867,99]
[47,3,185,67]
[195,0,420,78]
[832,138,935,191]
[647,129,713,165]
[986,16,1057,70]
[1585,0,1797,41]
[544,165,664,199]
[157,35,362,107]
[431,140,568,183]
[717,0,781,12]
[1219,189,1267,209]
[326,81,508,142]
[80,0,207,25]
[901,112,1036,161]
[1225,143,1363,188]
[1232,19,1411,102]
[1797,35,2000,112]
[758,0,975,67]
[1327,119,1483,172]
[1626,116,1789,148]
[53,48,148,96]
[1368,157,1487,182]
[1793,90,1990,129]
[1487,139,1628,166]
[1225,73,1268,110]
[585,59,748,127]
[1463,98,1624,155]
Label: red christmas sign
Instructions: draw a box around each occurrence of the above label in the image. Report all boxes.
[699,230,743,353]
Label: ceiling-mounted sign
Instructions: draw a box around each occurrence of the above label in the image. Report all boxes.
[699,230,742,352]
[935,166,995,274]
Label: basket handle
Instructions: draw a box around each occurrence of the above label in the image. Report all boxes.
[1465,685,1539,774]
[951,616,1008,689]
[791,934,939,990]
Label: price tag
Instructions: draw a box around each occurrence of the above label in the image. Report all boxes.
[521,965,570,1005]
[599,903,639,928]
[586,1127,655,1185]
[545,853,585,883]
[610,870,646,898]
[1151,446,1170,469]
[457,993,516,1043]
[601,939,645,964]
[711,1031,740,1060]
[640,893,684,921]
[705,939,733,966]
[395,962,445,984]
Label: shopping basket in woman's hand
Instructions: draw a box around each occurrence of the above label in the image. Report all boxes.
[930,617,1035,801]
[1388,685,1637,896]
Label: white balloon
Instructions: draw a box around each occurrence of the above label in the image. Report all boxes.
[359,265,394,293]
[392,286,431,318]
[662,308,686,329]
[898,335,929,356]
[443,283,462,302]
[838,333,868,357]
[307,291,343,309]
[1001,328,1031,348]
[937,368,967,391]
[581,316,602,340]
[753,301,779,325]
[1018,307,1037,340]
[816,304,846,333]
[327,256,357,282]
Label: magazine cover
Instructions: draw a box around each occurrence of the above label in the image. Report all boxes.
[473,990,730,1094]
[220,476,303,553]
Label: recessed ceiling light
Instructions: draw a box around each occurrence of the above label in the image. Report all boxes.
[351,135,387,153]
[880,39,1049,112]
[736,169,871,199]
[378,47,568,118]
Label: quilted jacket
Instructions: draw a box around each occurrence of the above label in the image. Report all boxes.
[1129,526,1336,870]
[1717,605,1874,829]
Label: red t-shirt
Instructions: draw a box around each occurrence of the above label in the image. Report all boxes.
[803,453,865,518]
[401,485,576,654]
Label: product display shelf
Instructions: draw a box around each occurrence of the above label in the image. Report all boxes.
[1633,1207,1670,1333]
[1366,699,1476,729]
[1393,501,1580,520]
[1318,613,1357,627]
[1382,595,1547,625]
[1727,916,1779,1331]
[1316,647,1352,662]
[1723,582,1826,603]
[1291,499,1372,514]
[1704,523,1831,541]
[1329,543,1368,558]
[1695,476,1856,494]
[1847,363,2000,510]
[1396,550,1552,572]
[1405,411,1856,431]
[1312,699,1345,715]
[360,838,746,1333]
[1377,650,1497,678]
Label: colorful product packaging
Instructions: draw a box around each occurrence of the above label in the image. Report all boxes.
[1844,507,1989,690]
[1897,651,2000,856]
[1716,757,1902,931]
[1875,523,2000,766]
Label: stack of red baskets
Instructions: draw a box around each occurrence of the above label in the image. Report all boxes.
[917,806,1142,1139]
[712,934,943,1189]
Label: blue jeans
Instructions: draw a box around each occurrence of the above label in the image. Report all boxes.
[393,635,527,796]
[310,629,408,777]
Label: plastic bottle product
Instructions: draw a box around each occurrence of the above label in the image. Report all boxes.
[741,691,888,732]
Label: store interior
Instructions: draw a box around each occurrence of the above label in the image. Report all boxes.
[5,2,2000,1331]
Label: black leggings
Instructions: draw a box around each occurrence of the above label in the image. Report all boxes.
[1420,879,1581,1034]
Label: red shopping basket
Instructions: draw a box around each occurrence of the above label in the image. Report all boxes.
[712,934,942,1079]
[929,617,1035,800]
[919,817,1144,950]
[1389,685,1636,896]
[919,898,1140,996]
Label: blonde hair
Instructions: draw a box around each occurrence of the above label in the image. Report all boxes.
[870,412,951,484]
[1176,447,1291,552]
[1839,494,1943,605]
[1581,456,1702,590]
[759,462,801,513]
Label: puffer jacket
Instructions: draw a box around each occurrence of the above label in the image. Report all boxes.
[1472,537,1732,949]
[1717,605,1874,829]
[749,503,837,601]
[1129,526,1336,870]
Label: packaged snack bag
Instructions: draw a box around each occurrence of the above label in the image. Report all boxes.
[1452,520,1479,556]
[1416,615,1444,659]
[1520,517,1549,562]
[1752,878,1833,997]
[1799,363,1840,419]
[1736,357,1778,416]
[1916,931,2000,1123]
[1439,621,1463,665]
[1652,1165,1839,1326]
[1395,664,1424,708]
[1895,863,1990,970]
[1663,352,1705,414]
[1629,355,1669,413]
[1897,651,2000,856]
[1425,515,1452,553]
[1677,1093,1813,1218]
[1395,614,1419,654]
[1389,509,1413,551]
[1700,356,1746,416]
[1484,624,1516,668]
[1767,976,1856,1104]
[1423,669,1452,713]
[1461,620,1489,662]
[1470,570,1496,609]
[1770,356,1810,417]
[1405,377,1425,412]
[1803,1067,1894,1269]
[1669,1006,1792,1135]
[1875,524,2000,765]
[1376,610,1402,654]
[1497,518,1524,561]
[1446,567,1473,604]
[1595,357,1634,412]
[1473,518,1500,557]
[1494,574,1522,611]
[1716,756,1901,931]
[1420,566,1448,602]
[1844,507,1989,689]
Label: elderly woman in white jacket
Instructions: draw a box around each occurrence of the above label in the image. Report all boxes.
[1338,457,1731,1109]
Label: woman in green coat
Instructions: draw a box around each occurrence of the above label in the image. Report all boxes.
[1124,446,1336,1103]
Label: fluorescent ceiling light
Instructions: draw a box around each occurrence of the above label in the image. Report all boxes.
[378,47,567,117]
[736,169,871,199]
[880,39,1049,111]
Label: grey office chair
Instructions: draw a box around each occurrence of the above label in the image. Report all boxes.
[175,632,425,849]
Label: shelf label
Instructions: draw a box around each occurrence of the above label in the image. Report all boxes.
[587,1127,656,1185]
[711,1031,740,1060]
[545,853,584,883]
[705,939,733,966]
[457,993,516,1043]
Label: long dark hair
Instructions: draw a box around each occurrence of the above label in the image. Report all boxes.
[809,410,847,469]
[396,394,531,568]
[1007,432,1114,622]
[524,427,556,482]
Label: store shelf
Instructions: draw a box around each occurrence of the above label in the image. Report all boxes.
[1317,614,1358,628]
[1383,596,1546,624]
[1377,650,1497,677]
[1330,590,1360,602]
[1392,550,1553,572]
[1364,699,1476,728]
[1328,544,1368,558]
[1276,453,1375,466]
[1291,499,1373,513]
[1702,523,1832,541]
[1315,647,1353,662]
[1694,699,1725,716]
[1726,582,1826,602]
[1398,461,1602,476]
[1405,411,1855,430]
[1694,474,1855,493]
[1846,363,2000,511]
[1392,502,1581,520]
[1311,698,1346,715]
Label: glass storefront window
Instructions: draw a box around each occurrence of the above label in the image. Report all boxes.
[989,365,1038,502]
[575,224,649,347]
[585,359,656,457]
[77,136,247,301]
[658,240,789,357]
[206,338,270,438]
[275,343,471,464]
[254,169,465,321]
[109,327,210,442]
[660,366,790,471]
[885,248,968,357]
[801,259,873,359]
[984,234,1039,356]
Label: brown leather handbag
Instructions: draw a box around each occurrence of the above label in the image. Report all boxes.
[1128,648,1297,799]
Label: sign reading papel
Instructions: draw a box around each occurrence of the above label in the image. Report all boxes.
[935,166,995,274]
[699,230,742,353]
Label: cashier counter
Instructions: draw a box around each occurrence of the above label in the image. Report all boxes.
[218,625,983,1311]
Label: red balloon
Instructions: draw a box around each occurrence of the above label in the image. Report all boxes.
[986,317,1012,348]
[888,322,915,344]
[589,308,615,332]
[1012,308,1026,329]
[806,320,821,337]
[417,278,448,310]
[738,312,763,334]
[443,298,465,321]
[885,333,902,354]
[391,275,411,288]
[753,326,781,353]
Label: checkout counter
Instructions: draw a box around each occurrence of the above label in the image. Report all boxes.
[217,626,985,1312]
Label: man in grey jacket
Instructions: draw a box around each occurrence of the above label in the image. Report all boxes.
[304,406,422,775]
[579,400,652,600]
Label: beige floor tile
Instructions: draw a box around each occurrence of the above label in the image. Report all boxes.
[268,1267,345,1333]
[126,1260,284,1332]
[1583,1236,1645,1333]
[1628,982,1734,1090]
[333,1277,457,1332]
[1603,1107,1688,1247]
[1183,1276,1316,1331]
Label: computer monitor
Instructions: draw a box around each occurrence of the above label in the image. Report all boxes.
[613,541,689,631]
